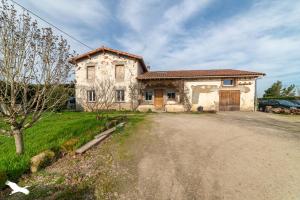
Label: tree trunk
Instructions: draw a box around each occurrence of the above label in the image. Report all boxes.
[13,129,24,155]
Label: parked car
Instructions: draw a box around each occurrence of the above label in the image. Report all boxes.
[258,99,300,111]
[290,99,300,105]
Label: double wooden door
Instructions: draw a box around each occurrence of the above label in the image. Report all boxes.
[219,90,240,111]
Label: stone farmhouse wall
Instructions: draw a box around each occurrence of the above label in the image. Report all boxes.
[75,52,144,111]
[75,51,257,112]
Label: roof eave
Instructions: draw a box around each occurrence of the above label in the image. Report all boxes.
[70,47,148,72]
[137,74,265,80]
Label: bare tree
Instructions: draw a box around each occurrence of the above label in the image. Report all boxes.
[79,78,115,118]
[128,81,144,111]
[0,1,74,154]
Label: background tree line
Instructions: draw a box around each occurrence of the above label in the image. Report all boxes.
[263,80,298,98]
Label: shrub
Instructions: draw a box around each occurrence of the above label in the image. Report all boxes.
[105,120,118,130]
[105,116,128,130]
[30,150,55,173]
[61,138,80,153]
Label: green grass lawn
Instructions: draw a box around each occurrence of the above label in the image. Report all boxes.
[0,111,139,183]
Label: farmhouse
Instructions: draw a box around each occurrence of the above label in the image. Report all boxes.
[71,46,265,112]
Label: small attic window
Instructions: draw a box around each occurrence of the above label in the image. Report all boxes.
[223,79,234,86]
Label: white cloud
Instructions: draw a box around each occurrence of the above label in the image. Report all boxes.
[116,0,300,95]
[116,0,214,56]
[12,0,110,53]
[11,0,300,95]
[24,0,109,28]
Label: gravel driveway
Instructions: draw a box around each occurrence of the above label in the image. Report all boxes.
[132,112,300,200]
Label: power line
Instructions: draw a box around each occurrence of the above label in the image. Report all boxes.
[9,0,94,50]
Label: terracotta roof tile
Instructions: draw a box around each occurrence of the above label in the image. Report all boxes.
[137,69,265,80]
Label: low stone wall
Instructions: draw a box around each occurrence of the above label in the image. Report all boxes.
[76,102,132,111]
[137,105,155,112]
[165,104,185,112]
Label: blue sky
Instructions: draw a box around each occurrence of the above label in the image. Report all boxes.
[15,0,300,96]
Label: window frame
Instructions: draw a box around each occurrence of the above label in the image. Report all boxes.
[87,90,96,102]
[144,91,153,101]
[222,79,235,87]
[115,89,125,102]
[167,91,176,101]
[86,66,95,81]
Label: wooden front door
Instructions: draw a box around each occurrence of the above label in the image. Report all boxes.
[219,90,240,111]
[154,89,164,109]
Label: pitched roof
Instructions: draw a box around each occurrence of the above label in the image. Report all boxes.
[70,46,148,72]
[137,69,265,80]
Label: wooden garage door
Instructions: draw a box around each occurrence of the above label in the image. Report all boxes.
[219,90,240,111]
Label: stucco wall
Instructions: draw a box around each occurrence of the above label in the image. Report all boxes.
[75,52,143,110]
[185,79,221,111]
[238,79,256,111]
[185,78,256,112]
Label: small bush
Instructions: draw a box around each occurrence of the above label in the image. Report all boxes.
[61,138,79,153]
[104,116,128,130]
[147,109,152,113]
[30,150,55,173]
[105,120,118,130]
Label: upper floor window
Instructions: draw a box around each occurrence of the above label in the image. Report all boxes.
[116,90,125,102]
[87,90,96,102]
[167,91,176,100]
[223,79,234,86]
[87,66,95,81]
[115,65,125,82]
[145,91,153,101]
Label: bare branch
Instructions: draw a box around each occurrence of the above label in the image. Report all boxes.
[0,0,75,154]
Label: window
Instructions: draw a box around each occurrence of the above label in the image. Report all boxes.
[115,65,125,82]
[167,91,176,100]
[87,90,95,102]
[145,91,153,101]
[223,79,234,86]
[116,90,125,102]
[87,66,95,80]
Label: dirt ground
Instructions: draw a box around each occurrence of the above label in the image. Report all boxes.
[2,112,300,200]
[128,112,300,200]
